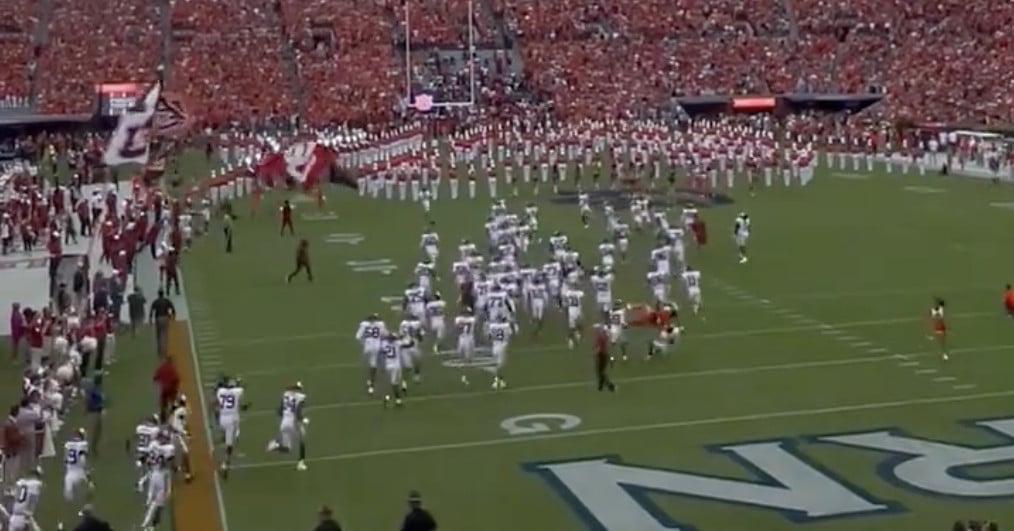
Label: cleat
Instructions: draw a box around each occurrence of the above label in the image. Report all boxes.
[367,385,374,396]
[942,353,949,361]
[266,440,279,452]
[296,460,307,471]
[395,398,403,407]
[461,375,469,386]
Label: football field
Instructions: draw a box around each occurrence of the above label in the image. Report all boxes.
[174,166,1014,531]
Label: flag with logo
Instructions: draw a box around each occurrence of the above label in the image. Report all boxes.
[103,82,161,166]
[255,142,356,190]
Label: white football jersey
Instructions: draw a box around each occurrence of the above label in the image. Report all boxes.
[399,318,423,340]
[488,321,514,344]
[425,299,446,320]
[216,386,244,417]
[682,270,701,290]
[591,274,613,300]
[145,441,175,470]
[280,390,306,422]
[170,405,188,436]
[11,477,42,515]
[420,231,439,247]
[355,319,387,348]
[135,422,159,455]
[64,439,89,471]
[455,315,477,340]
[562,288,584,309]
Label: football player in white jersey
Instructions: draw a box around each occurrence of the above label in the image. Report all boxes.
[215,377,245,477]
[419,225,440,262]
[355,314,387,395]
[484,283,515,325]
[562,283,585,348]
[169,396,193,481]
[425,292,447,353]
[548,231,569,261]
[666,227,686,270]
[414,260,437,293]
[451,258,472,288]
[681,266,703,316]
[528,275,548,334]
[612,222,630,260]
[458,239,477,260]
[734,212,750,263]
[402,282,427,320]
[398,314,424,384]
[650,241,671,277]
[578,192,592,227]
[608,301,629,362]
[61,428,92,525]
[473,273,493,320]
[380,334,404,406]
[132,415,161,492]
[590,267,614,316]
[141,431,174,531]
[266,382,308,471]
[487,316,515,389]
[8,468,43,531]
[454,309,477,385]
[647,268,668,302]
[598,238,616,270]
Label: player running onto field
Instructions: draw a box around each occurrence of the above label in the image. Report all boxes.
[215,377,245,478]
[562,282,585,348]
[455,309,477,385]
[380,333,405,407]
[355,314,387,395]
[141,430,175,531]
[60,429,92,529]
[734,213,750,264]
[266,382,309,471]
[488,315,515,389]
[608,301,629,362]
[681,266,703,317]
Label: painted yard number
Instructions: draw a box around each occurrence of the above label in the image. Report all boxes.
[347,259,397,275]
[324,233,364,245]
[501,413,582,436]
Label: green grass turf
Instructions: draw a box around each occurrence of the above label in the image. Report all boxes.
[169,161,1014,531]
[21,152,1014,531]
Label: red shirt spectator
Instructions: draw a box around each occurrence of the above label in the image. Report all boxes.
[153,357,180,413]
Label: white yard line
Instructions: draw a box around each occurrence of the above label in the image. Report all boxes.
[231,387,1014,470]
[241,344,1014,416]
[224,311,994,349]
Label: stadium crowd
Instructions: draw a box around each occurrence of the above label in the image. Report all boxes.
[0,0,1008,126]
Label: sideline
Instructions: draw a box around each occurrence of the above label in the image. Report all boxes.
[231,386,1014,470]
[170,322,228,531]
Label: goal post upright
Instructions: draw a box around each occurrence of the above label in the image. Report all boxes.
[403,0,477,110]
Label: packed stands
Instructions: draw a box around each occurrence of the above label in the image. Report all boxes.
[0,0,37,104]
[281,0,399,127]
[12,0,1014,126]
[37,0,162,114]
[168,0,295,128]
[396,0,498,48]
[793,0,1014,123]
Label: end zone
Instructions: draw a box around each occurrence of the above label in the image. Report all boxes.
[170,322,228,531]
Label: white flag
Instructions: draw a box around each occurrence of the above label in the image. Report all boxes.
[103,83,161,166]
